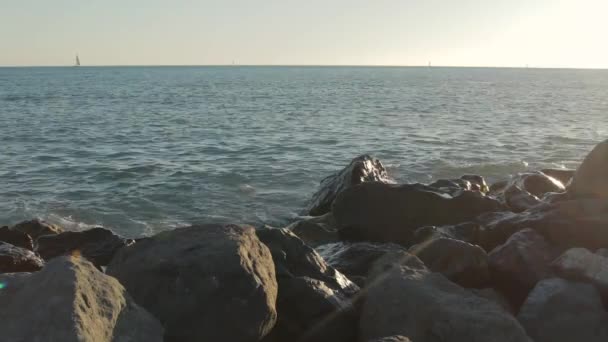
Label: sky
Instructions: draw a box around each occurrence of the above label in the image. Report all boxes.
[1,0,607,68]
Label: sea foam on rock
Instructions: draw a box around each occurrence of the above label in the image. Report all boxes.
[107,224,278,342]
[334,182,502,246]
[304,155,391,216]
[0,256,163,341]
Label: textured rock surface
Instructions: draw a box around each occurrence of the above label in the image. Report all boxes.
[288,213,339,247]
[12,219,64,240]
[37,227,132,266]
[316,241,406,286]
[360,259,531,342]
[552,248,608,294]
[0,225,34,250]
[488,229,556,306]
[0,242,44,273]
[518,278,608,342]
[257,228,358,342]
[503,185,541,212]
[304,155,391,216]
[334,182,502,246]
[410,237,490,288]
[107,224,278,342]
[541,168,575,186]
[0,256,163,342]
[569,139,608,198]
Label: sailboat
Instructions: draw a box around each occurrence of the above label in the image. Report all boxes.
[75,54,81,67]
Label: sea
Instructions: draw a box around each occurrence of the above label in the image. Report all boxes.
[1,66,606,237]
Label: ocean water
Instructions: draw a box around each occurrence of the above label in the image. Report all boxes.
[1,66,606,237]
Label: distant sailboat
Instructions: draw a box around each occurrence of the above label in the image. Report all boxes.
[75,54,81,67]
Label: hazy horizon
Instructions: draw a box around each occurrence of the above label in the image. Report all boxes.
[2,0,607,69]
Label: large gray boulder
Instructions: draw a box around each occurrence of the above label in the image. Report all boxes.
[488,229,556,307]
[257,228,358,342]
[37,227,132,267]
[288,213,340,247]
[107,224,278,342]
[409,237,490,288]
[360,257,531,342]
[0,242,44,273]
[0,256,163,342]
[334,182,502,246]
[518,278,608,342]
[552,248,608,295]
[304,155,391,216]
[569,139,608,198]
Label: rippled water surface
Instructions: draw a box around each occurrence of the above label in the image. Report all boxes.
[1,66,606,236]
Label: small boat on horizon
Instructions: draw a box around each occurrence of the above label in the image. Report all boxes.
[75,54,81,67]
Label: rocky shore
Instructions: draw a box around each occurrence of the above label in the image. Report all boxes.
[2,139,608,341]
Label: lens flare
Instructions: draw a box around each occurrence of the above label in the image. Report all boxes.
[0,282,6,290]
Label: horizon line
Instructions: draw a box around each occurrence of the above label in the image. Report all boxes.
[1,64,607,70]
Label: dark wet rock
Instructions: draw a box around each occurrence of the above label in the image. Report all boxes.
[316,242,407,286]
[569,139,608,198]
[429,174,489,195]
[517,172,566,198]
[12,219,63,240]
[304,155,391,216]
[503,185,541,212]
[541,168,575,186]
[0,226,34,250]
[37,227,133,267]
[368,336,412,342]
[0,256,163,341]
[478,198,608,251]
[288,213,339,247]
[0,242,44,273]
[470,288,514,314]
[488,229,556,307]
[552,248,608,295]
[334,182,503,246]
[257,228,358,342]
[409,237,489,288]
[410,222,481,246]
[518,278,608,342]
[107,224,278,342]
[489,179,509,195]
[360,259,531,342]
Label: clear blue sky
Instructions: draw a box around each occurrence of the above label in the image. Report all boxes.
[1,0,606,68]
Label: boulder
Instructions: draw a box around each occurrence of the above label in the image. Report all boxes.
[488,229,556,307]
[107,224,278,342]
[569,139,608,198]
[316,242,407,286]
[503,185,541,212]
[410,222,481,246]
[0,225,34,250]
[470,288,514,314]
[517,172,566,198]
[518,278,608,342]
[37,227,132,267]
[0,256,164,341]
[0,242,44,273]
[257,228,358,342]
[360,259,531,342]
[541,168,575,186]
[597,248,608,257]
[12,219,63,240]
[288,213,339,247]
[478,198,608,251]
[304,155,391,216]
[409,237,490,288]
[334,182,503,246]
[552,248,608,295]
